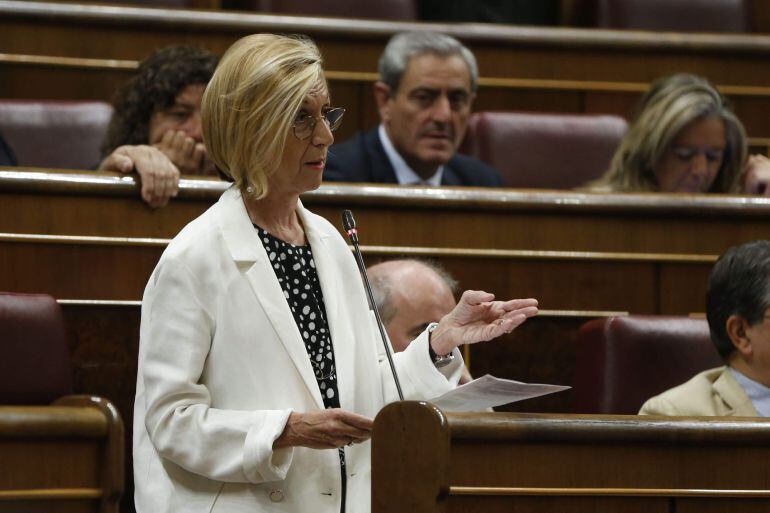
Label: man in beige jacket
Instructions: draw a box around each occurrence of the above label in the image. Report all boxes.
[640,240,770,417]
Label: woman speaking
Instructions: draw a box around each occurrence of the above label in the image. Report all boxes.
[133,33,538,513]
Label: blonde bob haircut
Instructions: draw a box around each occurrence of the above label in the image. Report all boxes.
[202,33,325,199]
[589,73,747,193]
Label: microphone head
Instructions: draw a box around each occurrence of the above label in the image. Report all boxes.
[342,210,356,233]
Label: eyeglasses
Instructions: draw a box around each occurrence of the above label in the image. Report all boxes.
[292,108,345,140]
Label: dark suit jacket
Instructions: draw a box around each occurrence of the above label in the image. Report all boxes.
[324,127,503,187]
[0,132,16,166]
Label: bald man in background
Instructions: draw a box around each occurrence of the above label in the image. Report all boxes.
[369,259,473,383]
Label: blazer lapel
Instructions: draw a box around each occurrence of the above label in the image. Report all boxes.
[713,368,758,416]
[216,188,324,409]
[299,204,356,411]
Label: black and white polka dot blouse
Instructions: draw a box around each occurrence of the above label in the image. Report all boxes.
[256,225,347,510]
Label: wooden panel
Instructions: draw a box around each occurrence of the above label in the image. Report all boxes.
[447,496,665,513]
[372,402,770,513]
[468,313,593,414]
[5,169,767,255]
[0,441,100,489]
[0,398,123,513]
[3,169,769,315]
[0,235,712,315]
[677,499,770,513]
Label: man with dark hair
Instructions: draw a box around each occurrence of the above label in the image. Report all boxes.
[99,46,219,207]
[368,259,473,383]
[640,240,770,416]
[324,31,502,186]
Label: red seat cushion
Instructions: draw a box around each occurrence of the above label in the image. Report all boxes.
[574,315,722,414]
[460,111,627,189]
[0,292,73,404]
[0,100,112,170]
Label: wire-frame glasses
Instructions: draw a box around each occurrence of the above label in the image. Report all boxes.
[292,107,345,140]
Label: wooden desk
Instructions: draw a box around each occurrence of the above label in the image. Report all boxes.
[373,402,770,513]
[5,168,770,252]
[2,168,770,314]
[0,168,766,312]
[0,396,123,513]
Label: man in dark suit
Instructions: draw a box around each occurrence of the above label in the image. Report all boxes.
[324,31,503,187]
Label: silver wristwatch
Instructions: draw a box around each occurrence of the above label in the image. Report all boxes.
[427,323,455,368]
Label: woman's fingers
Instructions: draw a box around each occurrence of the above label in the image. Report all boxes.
[284,409,373,449]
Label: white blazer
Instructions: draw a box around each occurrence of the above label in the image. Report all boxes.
[133,187,463,513]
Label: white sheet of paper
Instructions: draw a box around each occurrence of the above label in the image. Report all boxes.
[429,374,570,412]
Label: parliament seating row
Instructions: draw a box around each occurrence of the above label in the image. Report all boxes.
[6,55,770,146]
[0,99,629,188]
[2,169,768,317]
[6,1,770,149]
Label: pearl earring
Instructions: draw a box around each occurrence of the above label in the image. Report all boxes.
[246,185,254,194]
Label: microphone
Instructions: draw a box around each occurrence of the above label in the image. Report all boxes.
[342,209,404,401]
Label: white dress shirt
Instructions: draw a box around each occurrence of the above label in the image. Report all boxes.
[729,367,770,417]
[378,124,443,186]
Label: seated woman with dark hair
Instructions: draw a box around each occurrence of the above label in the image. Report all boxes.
[99,46,219,207]
[586,73,770,194]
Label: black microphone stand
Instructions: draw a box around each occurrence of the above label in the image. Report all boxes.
[342,210,404,401]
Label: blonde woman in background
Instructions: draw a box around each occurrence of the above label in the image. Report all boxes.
[132,33,538,513]
[586,73,770,194]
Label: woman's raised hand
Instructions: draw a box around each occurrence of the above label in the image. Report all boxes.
[429,291,538,356]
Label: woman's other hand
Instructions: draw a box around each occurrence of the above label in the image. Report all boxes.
[99,145,181,207]
[273,409,373,450]
[429,291,538,356]
[744,154,770,195]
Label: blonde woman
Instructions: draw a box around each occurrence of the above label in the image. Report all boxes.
[132,34,538,513]
[587,73,770,194]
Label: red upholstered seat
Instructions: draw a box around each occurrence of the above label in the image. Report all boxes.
[459,111,627,189]
[0,100,112,170]
[0,292,73,405]
[594,0,749,33]
[0,292,125,512]
[574,315,722,414]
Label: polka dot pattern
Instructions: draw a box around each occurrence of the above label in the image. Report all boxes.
[256,224,347,502]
